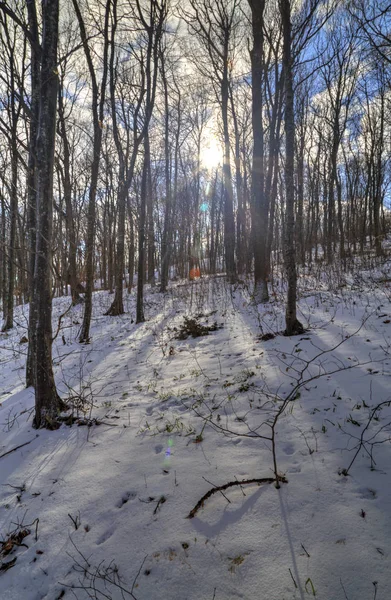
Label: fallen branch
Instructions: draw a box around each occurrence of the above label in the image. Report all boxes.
[186,476,287,519]
[0,556,17,572]
[0,438,35,460]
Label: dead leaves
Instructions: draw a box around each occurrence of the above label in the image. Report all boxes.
[0,528,31,574]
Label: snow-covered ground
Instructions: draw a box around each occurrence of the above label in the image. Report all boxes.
[1,262,391,600]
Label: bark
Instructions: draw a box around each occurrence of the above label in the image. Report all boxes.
[296,127,305,265]
[127,205,135,292]
[25,0,39,386]
[136,147,148,323]
[57,75,81,304]
[0,193,6,316]
[33,0,63,428]
[229,87,245,276]
[280,0,303,336]
[105,0,130,315]
[221,51,236,283]
[373,88,384,257]
[265,69,283,277]
[145,131,155,285]
[336,168,345,264]
[328,124,341,263]
[209,171,219,274]
[102,204,107,290]
[248,0,268,302]
[2,128,18,331]
[159,48,171,293]
[190,121,202,279]
[1,17,20,331]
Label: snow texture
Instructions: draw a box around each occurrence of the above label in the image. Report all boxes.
[1,264,391,599]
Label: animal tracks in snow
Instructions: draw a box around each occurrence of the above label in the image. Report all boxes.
[357,487,377,500]
[282,442,295,455]
[287,464,301,473]
[116,491,137,508]
[96,527,115,545]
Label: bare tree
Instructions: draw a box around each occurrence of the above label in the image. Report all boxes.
[350,0,391,65]
[71,0,111,342]
[320,24,359,264]
[0,11,26,330]
[105,0,167,321]
[280,0,303,335]
[248,0,269,302]
[57,54,83,305]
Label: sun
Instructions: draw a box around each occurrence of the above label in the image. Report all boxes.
[200,137,222,169]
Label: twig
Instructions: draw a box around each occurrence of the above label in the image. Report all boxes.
[373,580,378,600]
[131,555,148,596]
[153,496,166,515]
[61,554,145,599]
[68,534,90,567]
[340,578,350,599]
[202,476,231,504]
[17,516,39,541]
[68,512,80,530]
[344,400,391,474]
[289,568,298,589]
[0,438,35,460]
[187,476,287,518]
[52,302,73,342]
[2,483,25,492]
[234,475,246,496]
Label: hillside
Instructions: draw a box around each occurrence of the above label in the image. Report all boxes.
[1,264,391,600]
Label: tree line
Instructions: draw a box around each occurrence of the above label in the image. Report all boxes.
[0,0,390,427]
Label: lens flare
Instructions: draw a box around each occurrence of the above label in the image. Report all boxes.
[164,438,174,467]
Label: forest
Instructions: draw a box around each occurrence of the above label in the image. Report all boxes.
[0,0,391,599]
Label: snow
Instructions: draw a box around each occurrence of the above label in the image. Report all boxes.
[1,264,391,600]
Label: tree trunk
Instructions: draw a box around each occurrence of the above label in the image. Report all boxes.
[160,50,172,293]
[221,59,236,283]
[25,0,40,386]
[2,135,18,331]
[230,89,245,276]
[33,0,63,428]
[280,0,303,336]
[1,28,19,332]
[128,205,135,293]
[107,177,126,316]
[0,193,6,317]
[296,133,305,265]
[374,91,384,257]
[58,76,81,304]
[248,0,268,302]
[136,150,148,323]
[145,131,155,285]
